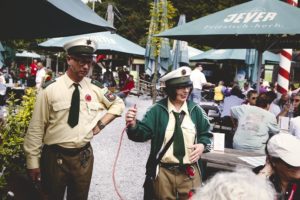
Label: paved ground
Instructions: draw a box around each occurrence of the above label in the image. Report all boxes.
[89,95,153,200]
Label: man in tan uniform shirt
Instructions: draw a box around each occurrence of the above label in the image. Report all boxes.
[24,38,125,200]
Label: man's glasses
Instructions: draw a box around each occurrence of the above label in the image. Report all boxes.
[69,56,93,66]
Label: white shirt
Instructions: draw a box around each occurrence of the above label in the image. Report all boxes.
[269,102,281,117]
[161,99,196,164]
[190,68,207,90]
[290,117,300,139]
[35,67,46,88]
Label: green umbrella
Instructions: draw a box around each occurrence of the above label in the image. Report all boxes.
[190,49,279,64]
[157,0,300,49]
[145,0,172,76]
[39,32,145,56]
[0,0,114,40]
[157,0,300,91]
[171,14,189,70]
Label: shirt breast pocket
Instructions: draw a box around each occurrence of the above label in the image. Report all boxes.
[87,102,103,117]
[181,124,196,136]
[52,102,70,112]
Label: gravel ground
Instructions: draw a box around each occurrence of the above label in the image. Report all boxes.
[89,95,154,200]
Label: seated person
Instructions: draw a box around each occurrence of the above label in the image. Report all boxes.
[290,102,300,139]
[194,168,276,200]
[220,86,244,118]
[242,90,258,106]
[231,93,279,153]
[213,80,225,104]
[116,75,135,99]
[255,133,300,200]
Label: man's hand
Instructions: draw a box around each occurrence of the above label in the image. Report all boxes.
[27,168,41,182]
[189,144,205,163]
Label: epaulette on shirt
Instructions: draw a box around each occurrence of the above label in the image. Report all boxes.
[42,79,56,89]
[91,80,104,88]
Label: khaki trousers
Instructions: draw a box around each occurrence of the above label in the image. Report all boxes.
[40,145,94,200]
[153,165,201,200]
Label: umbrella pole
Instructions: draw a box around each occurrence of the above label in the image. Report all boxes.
[152,59,158,104]
[256,49,263,93]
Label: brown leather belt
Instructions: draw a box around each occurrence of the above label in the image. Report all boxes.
[160,162,195,171]
[44,142,91,156]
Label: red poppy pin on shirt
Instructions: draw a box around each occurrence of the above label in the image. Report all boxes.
[85,94,92,102]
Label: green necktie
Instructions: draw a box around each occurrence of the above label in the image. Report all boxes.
[68,83,80,128]
[172,111,186,165]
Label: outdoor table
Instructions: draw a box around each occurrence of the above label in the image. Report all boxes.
[201,148,265,171]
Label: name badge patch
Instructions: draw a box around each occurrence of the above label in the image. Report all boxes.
[104,91,116,102]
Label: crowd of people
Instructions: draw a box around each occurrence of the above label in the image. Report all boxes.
[1,37,299,200]
[125,65,300,200]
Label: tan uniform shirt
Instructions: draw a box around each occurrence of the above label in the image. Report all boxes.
[24,74,125,169]
[161,99,196,164]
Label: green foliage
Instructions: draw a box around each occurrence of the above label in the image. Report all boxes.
[148,0,177,58]
[0,88,36,191]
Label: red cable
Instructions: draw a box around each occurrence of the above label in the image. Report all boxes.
[112,104,136,200]
[112,126,127,200]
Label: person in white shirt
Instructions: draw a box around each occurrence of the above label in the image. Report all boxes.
[189,63,207,104]
[290,117,300,139]
[35,61,46,89]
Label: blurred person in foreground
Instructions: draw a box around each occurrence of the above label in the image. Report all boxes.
[231,93,279,153]
[125,66,212,200]
[194,168,276,200]
[255,133,300,200]
[24,38,125,200]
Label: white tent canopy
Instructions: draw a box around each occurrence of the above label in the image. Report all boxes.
[15,50,41,58]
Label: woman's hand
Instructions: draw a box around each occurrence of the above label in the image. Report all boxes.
[125,106,137,127]
[189,143,205,163]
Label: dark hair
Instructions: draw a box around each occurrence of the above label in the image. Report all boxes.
[164,85,193,100]
[256,93,271,108]
[265,91,277,103]
[231,86,244,98]
[247,90,258,99]
[195,63,203,68]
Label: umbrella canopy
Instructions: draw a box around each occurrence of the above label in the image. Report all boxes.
[0,0,115,40]
[16,51,41,58]
[0,53,3,68]
[190,49,279,63]
[39,31,145,56]
[0,42,4,52]
[172,14,189,70]
[187,46,203,58]
[145,0,172,76]
[157,0,300,49]
[156,0,300,91]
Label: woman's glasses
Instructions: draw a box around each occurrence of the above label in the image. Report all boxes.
[293,98,300,103]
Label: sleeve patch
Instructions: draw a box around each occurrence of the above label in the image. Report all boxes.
[104,91,116,102]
